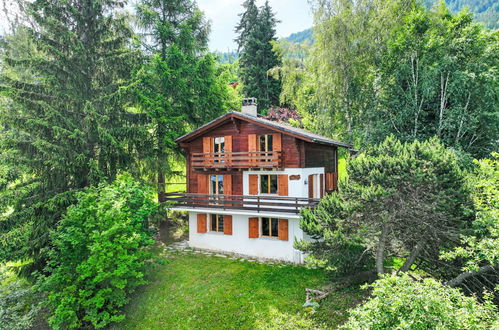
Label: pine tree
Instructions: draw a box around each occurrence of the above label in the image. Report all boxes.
[235,0,281,112]
[0,0,138,272]
[134,0,229,203]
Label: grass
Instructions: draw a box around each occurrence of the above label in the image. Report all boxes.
[114,248,365,329]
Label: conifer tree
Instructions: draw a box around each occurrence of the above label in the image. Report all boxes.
[134,0,228,202]
[0,0,137,272]
[235,0,281,112]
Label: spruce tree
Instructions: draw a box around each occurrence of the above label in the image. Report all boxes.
[134,0,229,202]
[0,0,137,272]
[235,0,281,112]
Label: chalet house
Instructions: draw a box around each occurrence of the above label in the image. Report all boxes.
[166,98,352,263]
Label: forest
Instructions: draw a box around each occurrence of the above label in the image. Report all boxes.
[0,0,498,329]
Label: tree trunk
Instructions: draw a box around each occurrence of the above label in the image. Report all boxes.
[157,123,166,203]
[446,264,498,287]
[376,222,389,274]
[398,243,422,273]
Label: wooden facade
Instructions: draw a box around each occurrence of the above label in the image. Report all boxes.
[179,115,342,196]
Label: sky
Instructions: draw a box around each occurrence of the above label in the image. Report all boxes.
[0,0,314,52]
[196,0,313,52]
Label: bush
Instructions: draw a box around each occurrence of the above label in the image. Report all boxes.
[342,274,498,329]
[0,273,43,330]
[41,174,157,329]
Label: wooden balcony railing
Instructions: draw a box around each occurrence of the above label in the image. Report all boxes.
[164,193,319,214]
[191,151,281,169]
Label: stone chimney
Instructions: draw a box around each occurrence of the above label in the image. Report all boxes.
[242,97,257,116]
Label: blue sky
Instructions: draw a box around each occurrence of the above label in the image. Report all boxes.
[197,0,313,52]
[0,0,313,52]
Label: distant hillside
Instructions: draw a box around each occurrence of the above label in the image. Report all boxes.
[217,0,497,63]
[285,29,313,44]
[425,0,498,28]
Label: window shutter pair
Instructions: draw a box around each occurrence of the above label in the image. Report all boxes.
[248,133,281,151]
[248,218,288,241]
[197,174,231,195]
[197,213,232,235]
[248,174,288,195]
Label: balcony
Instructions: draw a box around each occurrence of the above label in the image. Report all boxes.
[164,193,319,215]
[191,151,281,170]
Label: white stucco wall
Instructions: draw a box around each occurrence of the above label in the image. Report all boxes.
[243,167,325,198]
[185,168,325,263]
[188,212,306,263]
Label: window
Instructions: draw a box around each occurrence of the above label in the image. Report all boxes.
[261,217,278,237]
[259,134,273,152]
[260,174,278,194]
[259,134,273,162]
[210,214,224,232]
[213,137,225,162]
[210,175,224,195]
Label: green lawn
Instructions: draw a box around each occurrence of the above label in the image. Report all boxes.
[114,248,365,329]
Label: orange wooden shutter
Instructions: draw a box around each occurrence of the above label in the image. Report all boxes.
[198,174,208,194]
[202,136,212,153]
[224,136,232,153]
[249,174,258,195]
[332,172,338,191]
[325,172,333,191]
[203,136,212,165]
[278,219,288,241]
[272,133,282,151]
[197,214,207,233]
[224,175,232,207]
[248,134,257,166]
[249,217,259,238]
[308,174,314,198]
[278,174,288,196]
[248,134,257,151]
[223,175,232,195]
[224,136,232,165]
[320,173,324,198]
[223,215,233,235]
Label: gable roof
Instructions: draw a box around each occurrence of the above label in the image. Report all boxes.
[176,111,352,148]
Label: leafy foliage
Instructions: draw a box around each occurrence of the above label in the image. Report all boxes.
[299,136,473,277]
[0,0,139,272]
[279,1,498,157]
[368,4,499,158]
[235,0,281,111]
[441,153,499,293]
[41,174,157,329]
[342,274,498,329]
[0,271,44,330]
[132,0,230,202]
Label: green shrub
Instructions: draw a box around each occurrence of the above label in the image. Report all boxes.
[342,274,498,329]
[0,273,43,330]
[41,174,157,329]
